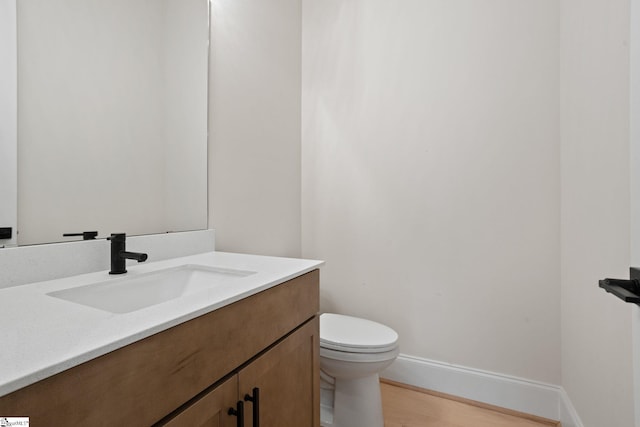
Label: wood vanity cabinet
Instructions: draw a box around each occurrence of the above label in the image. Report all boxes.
[162,319,318,427]
[0,270,320,427]
[161,376,237,427]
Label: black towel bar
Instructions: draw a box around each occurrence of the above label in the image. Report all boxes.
[599,268,640,305]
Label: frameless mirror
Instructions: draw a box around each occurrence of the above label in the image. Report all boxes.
[14,0,209,245]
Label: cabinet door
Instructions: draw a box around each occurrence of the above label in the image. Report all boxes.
[161,376,238,427]
[238,317,320,427]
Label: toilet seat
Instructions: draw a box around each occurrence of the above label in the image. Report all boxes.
[320,345,400,363]
[320,313,399,354]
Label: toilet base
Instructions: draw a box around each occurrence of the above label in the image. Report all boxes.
[320,383,335,427]
[324,373,384,427]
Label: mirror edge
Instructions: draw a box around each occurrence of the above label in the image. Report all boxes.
[0,0,17,248]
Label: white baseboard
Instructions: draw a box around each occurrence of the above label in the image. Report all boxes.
[381,354,583,427]
[559,387,585,427]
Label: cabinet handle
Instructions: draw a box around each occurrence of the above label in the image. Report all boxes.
[244,387,260,427]
[228,401,245,427]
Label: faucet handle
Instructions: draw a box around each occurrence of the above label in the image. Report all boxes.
[63,231,98,240]
[107,233,126,242]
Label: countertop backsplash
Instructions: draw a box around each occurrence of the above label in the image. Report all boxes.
[0,229,215,289]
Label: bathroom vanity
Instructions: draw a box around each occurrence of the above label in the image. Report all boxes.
[0,251,322,426]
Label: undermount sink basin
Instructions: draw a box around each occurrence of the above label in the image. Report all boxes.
[47,264,256,314]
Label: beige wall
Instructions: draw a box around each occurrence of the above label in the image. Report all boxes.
[11,0,633,421]
[1,0,636,422]
[560,0,635,425]
[301,0,561,384]
[208,0,302,257]
[209,1,640,423]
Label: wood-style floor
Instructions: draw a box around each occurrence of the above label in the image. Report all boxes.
[381,380,561,427]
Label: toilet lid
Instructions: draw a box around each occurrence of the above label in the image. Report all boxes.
[320,313,399,353]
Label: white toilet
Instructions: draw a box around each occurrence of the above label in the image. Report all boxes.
[319,313,399,427]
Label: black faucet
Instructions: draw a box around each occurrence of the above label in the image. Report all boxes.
[108,233,148,275]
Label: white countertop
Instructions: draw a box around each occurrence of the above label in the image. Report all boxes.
[0,251,323,397]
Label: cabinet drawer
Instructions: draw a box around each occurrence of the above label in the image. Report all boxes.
[0,270,319,426]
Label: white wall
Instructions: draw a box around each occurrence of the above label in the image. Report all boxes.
[560,0,635,425]
[0,0,17,247]
[302,0,561,384]
[208,0,302,257]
